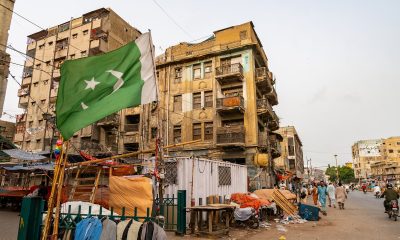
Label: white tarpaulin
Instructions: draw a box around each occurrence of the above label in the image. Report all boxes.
[2,149,47,161]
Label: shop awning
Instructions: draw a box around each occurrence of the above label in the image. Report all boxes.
[2,149,47,161]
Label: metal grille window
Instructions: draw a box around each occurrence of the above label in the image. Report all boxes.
[204,91,213,108]
[204,122,213,140]
[218,166,231,186]
[173,95,182,112]
[173,125,181,144]
[204,61,212,78]
[193,92,201,109]
[174,67,182,83]
[193,123,201,140]
[164,161,178,184]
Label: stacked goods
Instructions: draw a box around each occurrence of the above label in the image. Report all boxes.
[230,193,271,210]
[271,190,299,219]
[254,189,296,201]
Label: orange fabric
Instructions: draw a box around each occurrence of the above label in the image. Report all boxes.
[230,193,270,210]
[109,176,153,218]
[253,189,297,201]
[111,166,135,176]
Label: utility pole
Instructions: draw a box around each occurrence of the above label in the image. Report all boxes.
[334,154,339,183]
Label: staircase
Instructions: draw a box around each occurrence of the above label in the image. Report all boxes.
[69,167,102,203]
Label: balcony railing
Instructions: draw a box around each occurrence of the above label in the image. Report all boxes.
[269,135,282,158]
[216,126,245,146]
[215,63,243,84]
[256,98,273,115]
[255,67,273,94]
[124,124,139,132]
[97,114,119,126]
[17,88,29,97]
[267,87,278,105]
[216,96,245,113]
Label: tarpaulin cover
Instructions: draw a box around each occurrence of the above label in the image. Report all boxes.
[2,149,47,161]
[109,176,153,218]
[230,193,270,210]
[253,189,297,201]
[2,163,54,172]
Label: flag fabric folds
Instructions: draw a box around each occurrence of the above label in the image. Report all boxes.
[56,33,157,140]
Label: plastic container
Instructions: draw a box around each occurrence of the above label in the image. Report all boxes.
[298,203,319,221]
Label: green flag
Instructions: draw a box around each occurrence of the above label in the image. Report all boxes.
[56,33,157,140]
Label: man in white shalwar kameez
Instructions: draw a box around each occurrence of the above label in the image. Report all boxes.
[327,182,336,208]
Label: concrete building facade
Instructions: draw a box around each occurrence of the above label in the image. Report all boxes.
[275,126,304,177]
[352,139,383,179]
[0,0,15,117]
[370,136,400,181]
[14,8,142,153]
[155,22,280,189]
[0,119,15,143]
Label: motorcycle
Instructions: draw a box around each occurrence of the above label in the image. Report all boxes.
[387,200,399,221]
[232,207,259,229]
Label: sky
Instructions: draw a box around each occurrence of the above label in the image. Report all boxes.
[2,0,400,168]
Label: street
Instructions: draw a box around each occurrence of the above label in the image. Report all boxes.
[169,190,400,240]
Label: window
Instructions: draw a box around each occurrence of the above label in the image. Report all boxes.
[31,101,36,106]
[151,127,157,139]
[397,142,400,145]
[38,119,43,126]
[389,149,394,153]
[83,30,89,35]
[288,137,295,156]
[193,64,201,79]
[81,51,87,57]
[45,60,51,66]
[70,54,75,59]
[28,121,33,127]
[204,61,212,78]
[43,80,48,85]
[40,99,46,104]
[193,123,201,140]
[174,67,182,83]
[36,63,41,68]
[33,82,39,87]
[72,33,78,39]
[164,161,178,184]
[173,125,181,144]
[218,166,231,186]
[173,95,182,112]
[48,41,53,46]
[204,122,213,140]
[204,91,213,108]
[193,92,201,109]
[38,44,44,49]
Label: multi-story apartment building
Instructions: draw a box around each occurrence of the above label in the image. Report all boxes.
[14,8,142,153]
[352,139,383,179]
[275,126,304,177]
[370,136,400,181]
[0,119,15,142]
[155,22,280,188]
[381,136,400,162]
[0,0,15,117]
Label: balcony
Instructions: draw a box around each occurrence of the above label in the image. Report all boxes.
[97,114,119,127]
[21,76,32,87]
[215,63,243,85]
[124,124,139,133]
[258,131,268,149]
[16,114,26,123]
[49,88,58,103]
[123,133,139,144]
[19,96,29,108]
[14,132,24,142]
[216,96,245,116]
[267,87,278,106]
[216,126,245,148]
[267,111,279,131]
[269,134,282,159]
[256,98,273,116]
[255,67,273,94]
[89,38,108,56]
[54,48,68,60]
[17,88,29,97]
[53,69,61,79]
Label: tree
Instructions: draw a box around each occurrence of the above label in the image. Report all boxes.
[325,165,355,183]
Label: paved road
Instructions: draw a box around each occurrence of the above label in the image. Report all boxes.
[0,208,20,240]
[232,190,400,240]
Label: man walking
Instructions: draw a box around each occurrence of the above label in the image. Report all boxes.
[318,181,328,215]
[327,182,336,208]
[335,182,347,210]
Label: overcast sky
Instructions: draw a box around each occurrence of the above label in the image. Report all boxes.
[2,0,399,167]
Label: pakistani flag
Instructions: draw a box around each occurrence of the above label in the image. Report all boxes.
[56,33,157,140]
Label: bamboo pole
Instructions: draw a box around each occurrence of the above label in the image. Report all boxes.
[163,139,201,149]
[41,138,65,240]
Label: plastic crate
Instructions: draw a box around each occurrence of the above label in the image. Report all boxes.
[298,203,319,221]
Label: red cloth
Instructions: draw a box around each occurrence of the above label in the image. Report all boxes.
[230,193,270,210]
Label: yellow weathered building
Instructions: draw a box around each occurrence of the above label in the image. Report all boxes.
[0,0,15,117]
[155,22,280,188]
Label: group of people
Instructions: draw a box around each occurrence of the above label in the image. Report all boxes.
[300,181,347,215]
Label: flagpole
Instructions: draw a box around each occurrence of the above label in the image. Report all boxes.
[147,29,164,206]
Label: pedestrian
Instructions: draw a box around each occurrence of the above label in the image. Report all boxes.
[311,183,319,206]
[327,182,336,208]
[335,182,347,210]
[318,181,328,215]
[300,184,308,204]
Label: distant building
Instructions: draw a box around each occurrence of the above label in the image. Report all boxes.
[370,136,400,181]
[275,126,304,178]
[0,119,15,143]
[352,139,383,179]
[0,0,15,117]
[345,162,353,169]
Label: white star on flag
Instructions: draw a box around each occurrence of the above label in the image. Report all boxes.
[84,77,100,90]
[81,102,88,110]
